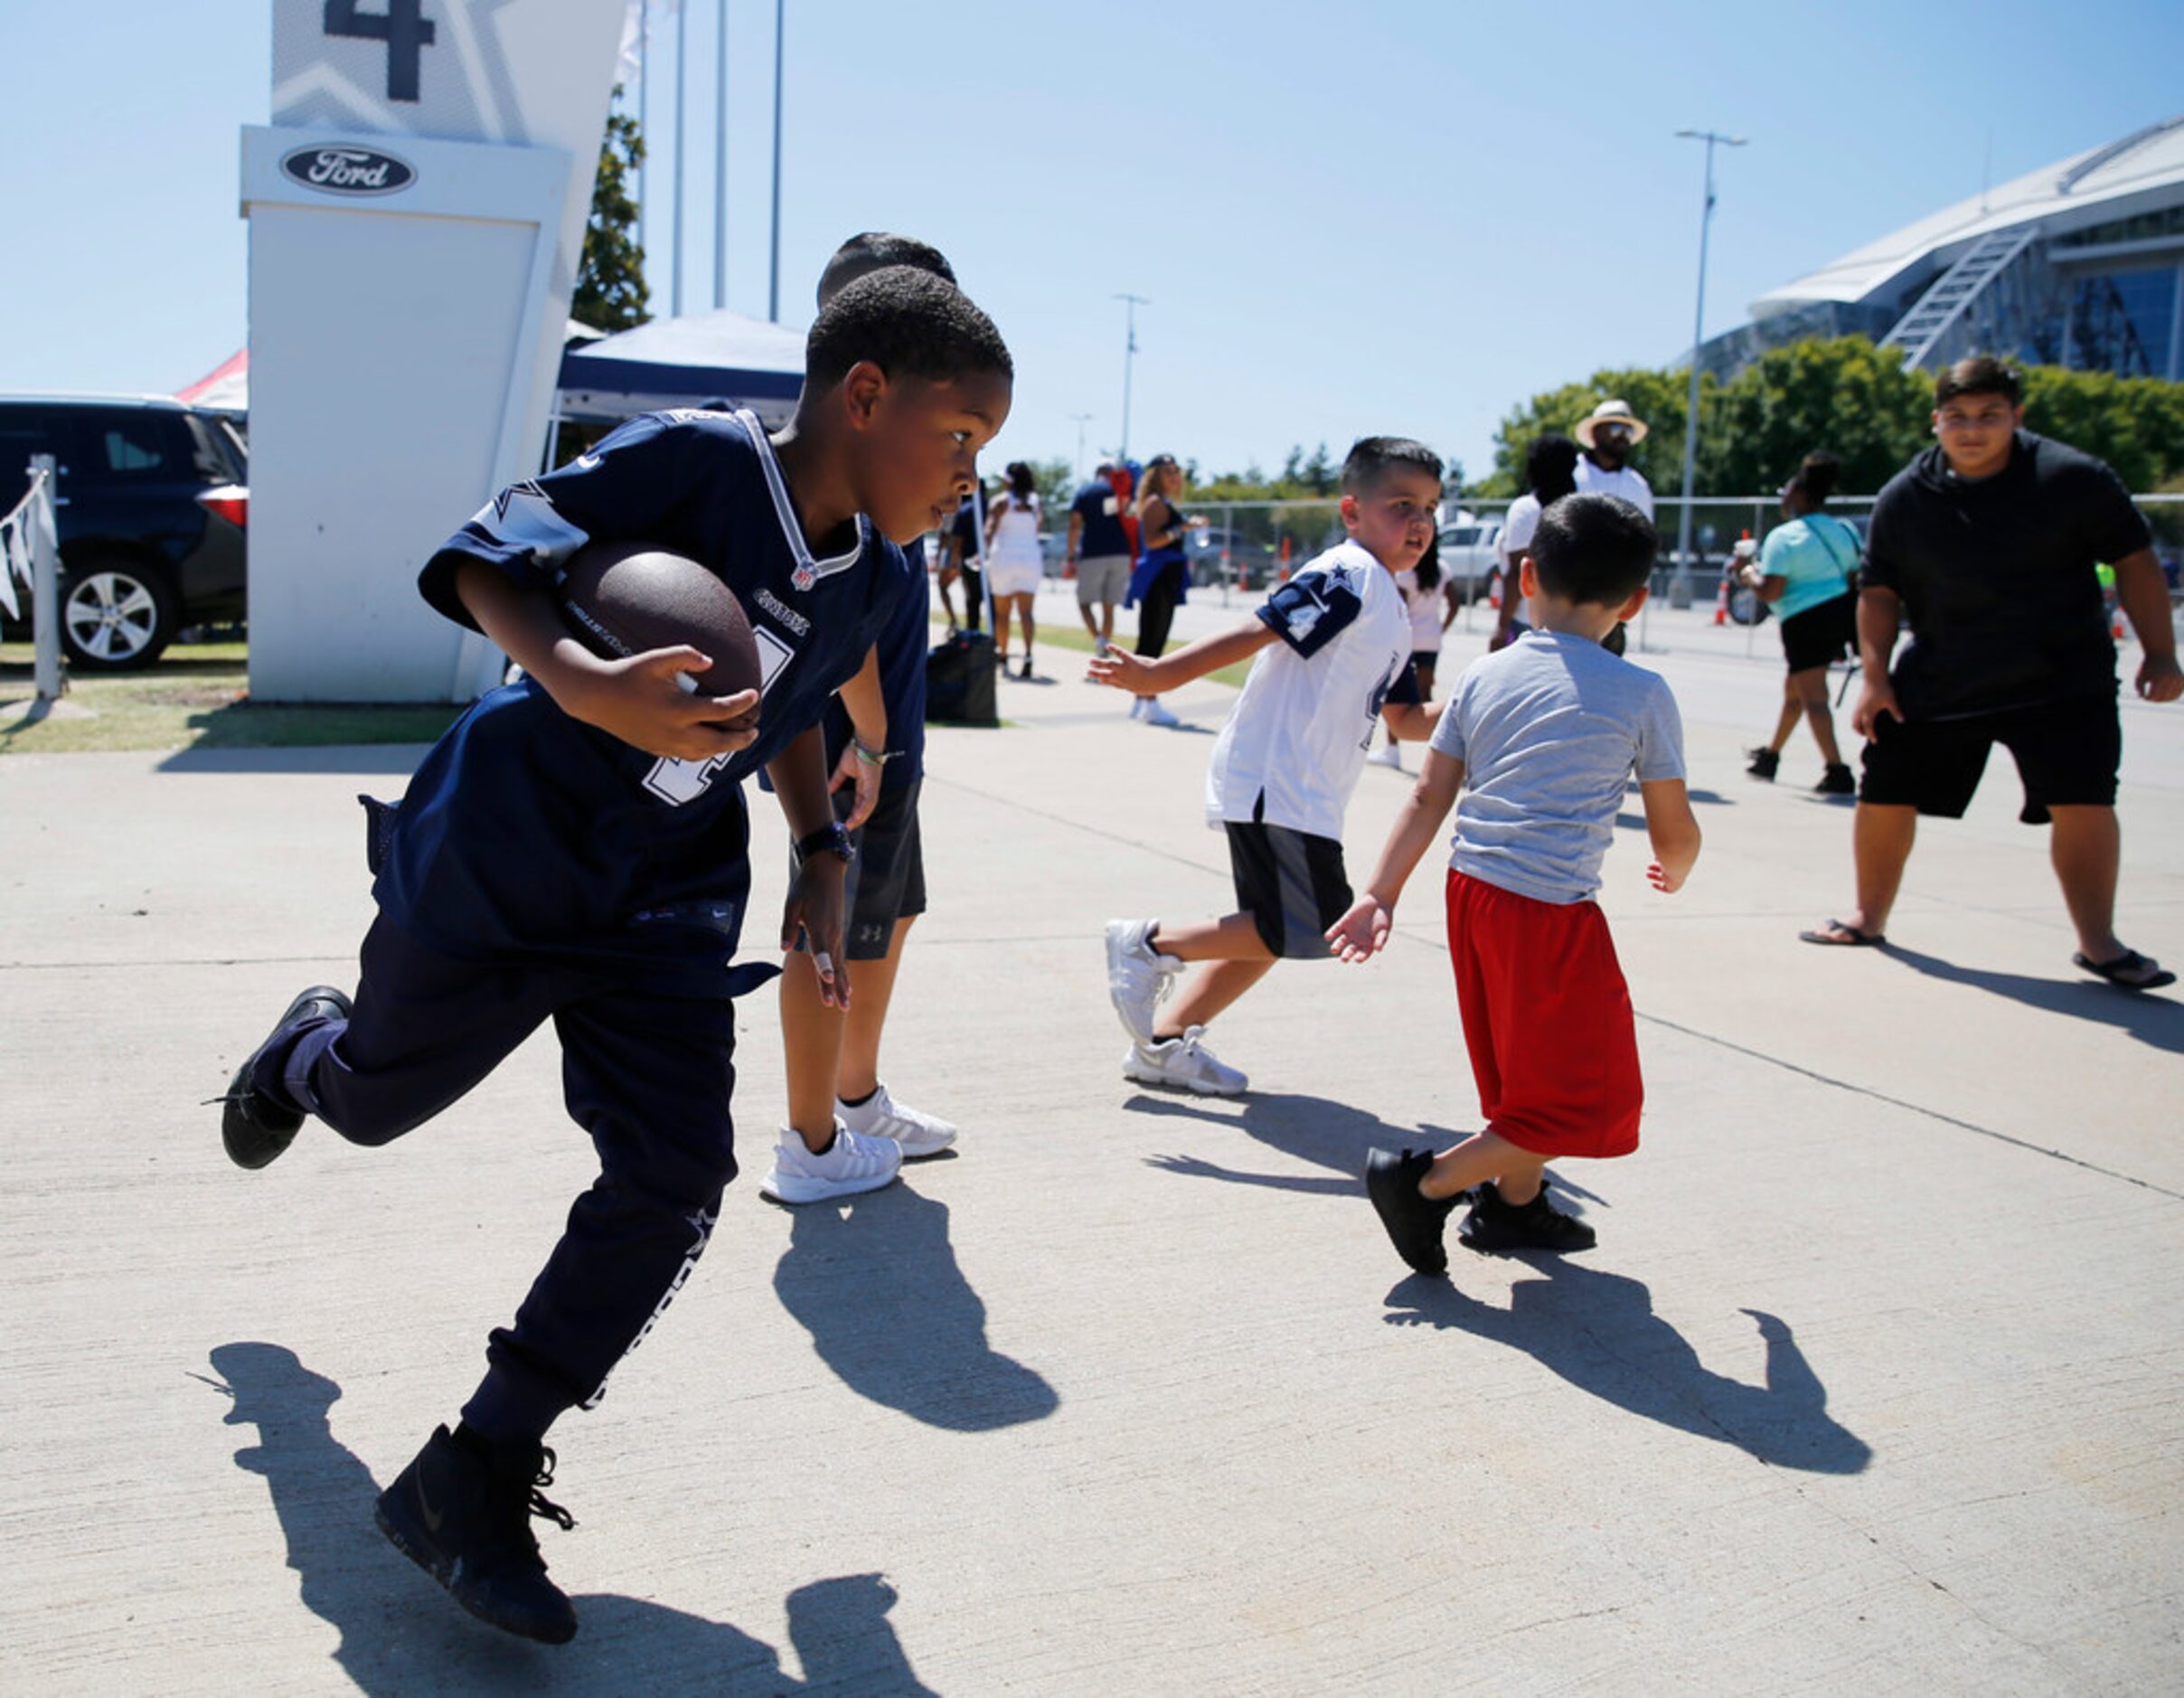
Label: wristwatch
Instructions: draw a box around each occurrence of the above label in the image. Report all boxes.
[793,821,857,868]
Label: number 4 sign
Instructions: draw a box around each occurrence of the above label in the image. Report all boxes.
[323,0,438,103]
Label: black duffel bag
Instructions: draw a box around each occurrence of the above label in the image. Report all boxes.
[926,628,998,727]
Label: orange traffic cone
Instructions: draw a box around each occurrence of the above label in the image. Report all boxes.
[1715,529,1751,625]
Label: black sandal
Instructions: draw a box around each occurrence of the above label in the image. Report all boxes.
[2072,949,2176,991]
[1800,919,1884,947]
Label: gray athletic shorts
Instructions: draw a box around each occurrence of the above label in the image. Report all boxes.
[1076,554,1132,608]
[792,778,927,960]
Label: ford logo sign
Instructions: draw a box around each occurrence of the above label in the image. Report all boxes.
[279,144,417,197]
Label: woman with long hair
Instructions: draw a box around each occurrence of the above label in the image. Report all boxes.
[1742,451,1859,794]
[984,459,1046,679]
[1123,453,1200,726]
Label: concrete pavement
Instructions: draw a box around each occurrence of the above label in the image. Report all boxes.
[2,602,2179,1693]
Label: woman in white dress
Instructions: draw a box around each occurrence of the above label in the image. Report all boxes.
[984,460,1046,679]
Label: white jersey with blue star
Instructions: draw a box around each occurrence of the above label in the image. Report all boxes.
[1205,541,1419,841]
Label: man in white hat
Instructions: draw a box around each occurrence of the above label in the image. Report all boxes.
[1573,399,1655,520]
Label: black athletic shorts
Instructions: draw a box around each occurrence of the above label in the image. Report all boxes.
[790,778,927,960]
[1859,692,2120,825]
[1227,819,1351,960]
[1780,591,1856,674]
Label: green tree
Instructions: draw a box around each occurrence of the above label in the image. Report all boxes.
[1031,458,1076,519]
[1702,337,1931,495]
[573,101,650,333]
[1489,335,2184,495]
[1489,366,1697,495]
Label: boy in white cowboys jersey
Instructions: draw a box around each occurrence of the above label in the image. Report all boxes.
[1089,438,1447,1093]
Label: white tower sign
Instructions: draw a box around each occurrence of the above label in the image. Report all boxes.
[242,0,626,702]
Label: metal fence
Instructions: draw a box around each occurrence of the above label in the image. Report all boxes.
[1163,492,2184,630]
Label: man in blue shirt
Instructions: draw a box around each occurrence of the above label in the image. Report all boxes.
[1066,460,1134,653]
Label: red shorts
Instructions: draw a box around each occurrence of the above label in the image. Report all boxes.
[1445,871,1642,1159]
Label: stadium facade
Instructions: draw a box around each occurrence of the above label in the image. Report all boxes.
[1700,115,2184,382]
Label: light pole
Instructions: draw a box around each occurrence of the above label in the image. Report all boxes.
[671,0,688,316]
[1068,412,1094,482]
[1670,127,1746,609]
[767,0,785,322]
[712,0,727,311]
[1114,293,1148,460]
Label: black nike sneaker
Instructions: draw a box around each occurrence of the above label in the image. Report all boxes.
[1458,1181,1597,1255]
[219,986,352,1170]
[375,1424,579,1645]
[1365,1147,1460,1276]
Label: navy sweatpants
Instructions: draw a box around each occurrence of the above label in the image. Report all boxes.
[259,914,739,1445]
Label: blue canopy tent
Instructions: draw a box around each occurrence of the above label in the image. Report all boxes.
[554,309,806,429]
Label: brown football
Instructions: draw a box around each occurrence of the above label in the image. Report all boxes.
[557,540,764,702]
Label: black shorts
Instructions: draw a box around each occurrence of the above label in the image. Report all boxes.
[1859,692,2120,825]
[791,778,927,960]
[1780,591,1856,674]
[1227,821,1351,960]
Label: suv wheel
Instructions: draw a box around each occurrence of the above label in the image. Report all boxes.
[61,560,179,670]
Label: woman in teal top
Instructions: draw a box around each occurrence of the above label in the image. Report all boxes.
[1745,451,1860,794]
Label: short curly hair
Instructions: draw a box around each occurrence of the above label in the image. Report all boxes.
[805,265,1012,391]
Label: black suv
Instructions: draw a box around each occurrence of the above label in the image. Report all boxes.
[0,395,248,669]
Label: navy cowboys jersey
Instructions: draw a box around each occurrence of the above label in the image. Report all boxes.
[1204,541,1420,842]
[377,409,916,993]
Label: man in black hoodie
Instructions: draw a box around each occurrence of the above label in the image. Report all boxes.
[1801,355,2181,989]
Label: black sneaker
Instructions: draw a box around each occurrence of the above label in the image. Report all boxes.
[1746,747,1780,781]
[375,1425,579,1645]
[1365,1147,1459,1276]
[219,986,352,1170]
[1815,762,1856,796]
[1458,1181,1596,1255]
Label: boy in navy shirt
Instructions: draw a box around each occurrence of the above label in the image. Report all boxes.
[214,268,1012,1643]
[769,233,966,1202]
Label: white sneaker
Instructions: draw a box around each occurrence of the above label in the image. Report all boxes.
[1143,698,1181,729]
[836,1081,957,1158]
[1129,695,1146,721]
[758,1123,902,1204]
[1105,918,1183,1044]
[1123,1026,1248,1096]
[1368,738,1403,769]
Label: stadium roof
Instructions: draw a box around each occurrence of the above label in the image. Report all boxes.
[1752,115,2184,320]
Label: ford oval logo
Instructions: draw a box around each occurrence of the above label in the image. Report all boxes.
[279,144,417,197]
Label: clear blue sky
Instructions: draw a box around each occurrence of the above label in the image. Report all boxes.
[5,1,2181,486]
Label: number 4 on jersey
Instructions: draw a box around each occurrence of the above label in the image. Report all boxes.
[325,0,437,103]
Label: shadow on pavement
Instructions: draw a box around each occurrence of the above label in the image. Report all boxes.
[772,1186,1059,1429]
[1383,1269,1872,1475]
[158,745,432,776]
[1128,1090,1415,1195]
[1881,944,2184,1055]
[203,1343,936,1693]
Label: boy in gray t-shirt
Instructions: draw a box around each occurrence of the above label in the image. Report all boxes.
[1329,495,1701,1275]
